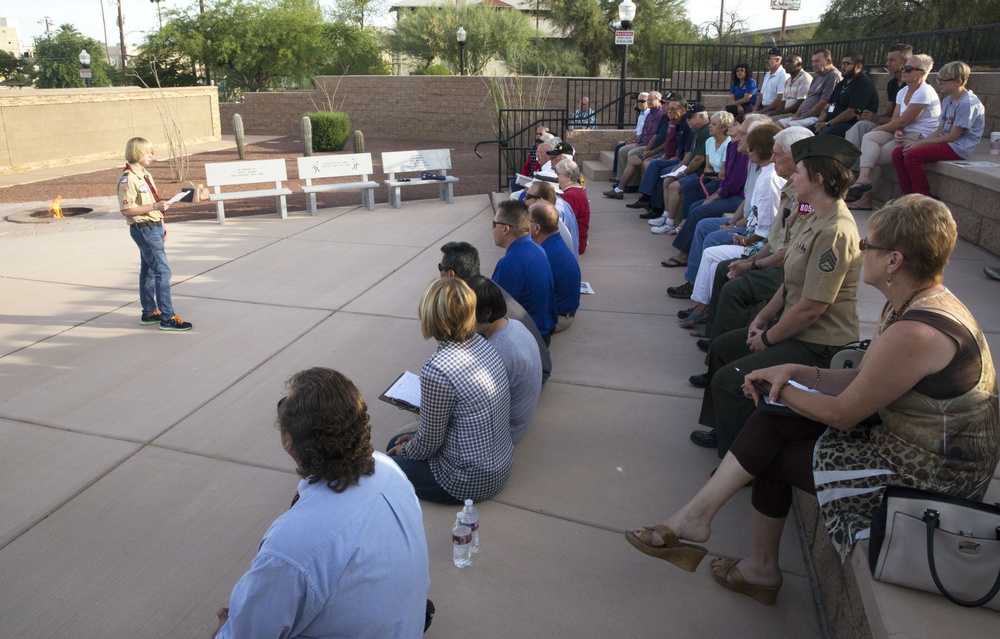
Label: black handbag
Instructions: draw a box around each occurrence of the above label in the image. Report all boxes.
[868,486,1000,610]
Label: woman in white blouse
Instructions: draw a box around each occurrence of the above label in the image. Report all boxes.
[847,54,941,210]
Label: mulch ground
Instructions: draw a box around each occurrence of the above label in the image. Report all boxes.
[4,137,503,223]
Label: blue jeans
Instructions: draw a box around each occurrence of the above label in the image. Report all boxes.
[684,219,747,284]
[672,194,744,254]
[640,159,680,209]
[387,433,461,504]
[130,224,174,317]
[680,176,720,218]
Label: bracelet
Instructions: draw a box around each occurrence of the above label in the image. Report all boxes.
[809,366,821,390]
[775,381,791,401]
[760,330,774,347]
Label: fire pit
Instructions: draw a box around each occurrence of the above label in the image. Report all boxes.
[4,195,116,225]
[30,207,94,219]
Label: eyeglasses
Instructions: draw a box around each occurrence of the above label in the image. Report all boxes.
[936,77,956,84]
[492,220,510,228]
[637,99,646,103]
[901,65,923,73]
[840,60,855,67]
[522,194,541,201]
[859,238,893,252]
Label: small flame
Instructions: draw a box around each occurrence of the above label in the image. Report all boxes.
[49,196,65,218]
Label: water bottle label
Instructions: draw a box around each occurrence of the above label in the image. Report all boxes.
[467,520,479,532]
[452,531,472,544]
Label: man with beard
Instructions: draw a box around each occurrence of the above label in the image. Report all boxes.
[812,52,880,137]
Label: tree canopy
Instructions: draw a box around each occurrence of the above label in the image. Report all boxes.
[815,0,1000,40]
[318,22,391,76]
[0,50,30,84]
[388,4,536,75]
[32,25,120,88]
[329,0,388,29]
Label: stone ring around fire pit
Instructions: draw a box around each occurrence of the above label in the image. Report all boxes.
[3,196,122,225]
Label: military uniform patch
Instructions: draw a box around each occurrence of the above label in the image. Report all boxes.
[794,241,807,253]
[120,176,129,184]
[818,248,838,273]
[121,199,131,205]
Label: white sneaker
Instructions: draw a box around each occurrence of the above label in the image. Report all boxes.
[648,216,673,227]
[651,222,676,234]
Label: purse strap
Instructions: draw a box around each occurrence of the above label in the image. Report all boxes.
[923,509,1000,607]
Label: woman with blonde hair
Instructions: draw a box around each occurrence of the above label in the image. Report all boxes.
[387,278,513,503]
[848,53,941,210]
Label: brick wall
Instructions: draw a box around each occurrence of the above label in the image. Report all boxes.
[0,87,220,174]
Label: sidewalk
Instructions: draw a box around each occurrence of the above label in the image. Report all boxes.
[0,186,997,637]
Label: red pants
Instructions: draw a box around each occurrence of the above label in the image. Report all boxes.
[891,142,961,196]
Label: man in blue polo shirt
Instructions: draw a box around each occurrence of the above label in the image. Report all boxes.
[491,199,557,344]
[529,201,580,333]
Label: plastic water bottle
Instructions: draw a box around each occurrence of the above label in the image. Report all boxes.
[452,512,472,568]
[463,499,480,553]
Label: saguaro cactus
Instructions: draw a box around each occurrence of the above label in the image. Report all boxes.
[233,113,245,160]
[301,116,313,156]
[352,130,365,154]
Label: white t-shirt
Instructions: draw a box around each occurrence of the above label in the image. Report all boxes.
[897,83,942,137]
[760,66,789,107]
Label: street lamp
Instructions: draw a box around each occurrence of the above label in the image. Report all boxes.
[457,26,466,76]
[79,48,92,87]
[617,0,636,130]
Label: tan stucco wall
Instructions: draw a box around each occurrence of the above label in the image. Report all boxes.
[0,87,220,175]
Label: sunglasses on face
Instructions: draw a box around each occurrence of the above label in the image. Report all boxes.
[901,65,923,73]
[859,238,892,252]
[492,220,511,228]
[523,193,541,201]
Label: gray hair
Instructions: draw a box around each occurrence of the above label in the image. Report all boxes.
[774,126,813,155]
[912,53,934,75]
[744,113,772,126]
[556,159,581,182]
[649,91,662,101]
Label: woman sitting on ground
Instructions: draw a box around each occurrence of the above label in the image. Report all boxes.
[891,60,986,197]
[848,54,941,211]
[387,278,513,504]
[628,195,999,605]
[727,63,758,117]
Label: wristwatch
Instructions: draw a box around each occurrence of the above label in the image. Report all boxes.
[751,261,760,270]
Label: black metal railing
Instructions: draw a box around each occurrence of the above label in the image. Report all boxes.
[659,24,1000,96]
[475,108,567,193]
[565,77,662,129]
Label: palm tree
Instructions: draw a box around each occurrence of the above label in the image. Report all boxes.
[150,0,166,29]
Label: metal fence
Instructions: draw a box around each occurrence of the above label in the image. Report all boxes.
[565,77,662,130]
[476,108,567,193]
[659,23,1000,98]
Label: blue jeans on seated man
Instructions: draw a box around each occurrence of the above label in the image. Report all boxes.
[683,219,748,284]
[680,175,719,219]
[672,193,744,254]
[386,433,461,504]
[639,158,680,209]
[817,121,855,137]
[130,223,175,317]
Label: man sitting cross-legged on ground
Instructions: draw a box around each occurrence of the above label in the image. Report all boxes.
[214,367,431,639]
[466,276,543,445]
[492,199,558,345]
[529,201,581,333]
[439,241,551,384]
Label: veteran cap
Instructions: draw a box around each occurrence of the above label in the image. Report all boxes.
[765,47,782,57]
[791,136,862,169]
[550,141,575,157]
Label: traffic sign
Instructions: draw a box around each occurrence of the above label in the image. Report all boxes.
[615,30,635,45]
[79,69,92,79]
[770,0,801,9]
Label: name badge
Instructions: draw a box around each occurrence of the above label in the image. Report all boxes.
[797,202,813,218]
[827,104,835,113]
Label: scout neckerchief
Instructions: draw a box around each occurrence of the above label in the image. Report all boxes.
[123,164,160,202]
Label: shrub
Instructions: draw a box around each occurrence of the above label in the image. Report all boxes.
[306,111,351,152]
[413,63,453,76]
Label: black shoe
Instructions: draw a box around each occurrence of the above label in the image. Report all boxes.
[690,429,718,448]
[696,338,711,353]
[677,306,695,320]
[626,199,650,209]
[159,315,193,331]
[639,209,663,219]
[985,266,1000,281]
[689,373,708,388]
[667,281,693,299]
[140,310,162,325]
[603,189,624,199]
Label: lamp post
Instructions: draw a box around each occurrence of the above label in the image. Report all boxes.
[79,48,92,87]
[616,0,636,130]
[457,26,467,76]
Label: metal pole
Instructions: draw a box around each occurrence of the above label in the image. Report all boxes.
[117,0,127,84]
[99,1,111,64]
[780,9,787,45]
[618,44,627,130]
[460,42,465,76]
[718,0,725,44]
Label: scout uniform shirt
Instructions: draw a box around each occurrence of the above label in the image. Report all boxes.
[781,199,861,346]
[118,164,163,225]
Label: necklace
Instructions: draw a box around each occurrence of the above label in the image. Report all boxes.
[881,285,934,332]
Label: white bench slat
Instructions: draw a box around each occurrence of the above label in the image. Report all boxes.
[380,149,458,209]
[296,154,377,213]
[203,159,291,224]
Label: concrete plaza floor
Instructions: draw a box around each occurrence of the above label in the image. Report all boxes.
[1,167,999,637]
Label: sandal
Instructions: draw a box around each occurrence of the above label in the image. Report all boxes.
[689,326,707,338]
[625,525,708,572]
[679,309,708,329]
[661,257,687,268]
[710,557,781,605]
[846,183,873,201]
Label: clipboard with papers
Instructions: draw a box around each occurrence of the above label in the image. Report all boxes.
[379,370,422,413]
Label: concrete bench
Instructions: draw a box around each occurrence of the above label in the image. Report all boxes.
[204,158,293,225]
[381,149,459,209]
[296,153,378,214]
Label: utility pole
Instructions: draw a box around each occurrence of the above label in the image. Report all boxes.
[117,0,127,84]
[38,16,54,37]
[99,0,112,64]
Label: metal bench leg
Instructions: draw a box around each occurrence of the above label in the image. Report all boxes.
[216,201,226,225]
[362,188,375,211]
[390,186,402,209]
[444,183,454,204]
[278,195,288,219]
[309,193,318,216]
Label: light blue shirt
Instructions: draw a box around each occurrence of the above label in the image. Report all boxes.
[216,452,430,639]
[514,190,580,257]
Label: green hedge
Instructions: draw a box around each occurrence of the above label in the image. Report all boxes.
[305,111,351,152]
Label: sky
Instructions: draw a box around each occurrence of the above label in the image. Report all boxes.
[6,0,829,52]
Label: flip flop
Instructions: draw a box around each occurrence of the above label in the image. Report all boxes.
[625,525,707,572]
[710,557,781,605]
[689,326,707,338]
[679,310,708,329]
[661,257,687,268]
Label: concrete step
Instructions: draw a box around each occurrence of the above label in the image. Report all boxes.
[701,94,731,110]
[599,149,616,165]
[582,158,613,183]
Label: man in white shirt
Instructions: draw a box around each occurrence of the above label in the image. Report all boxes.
[757,48,789,115]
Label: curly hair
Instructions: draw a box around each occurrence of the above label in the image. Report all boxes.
[277,367,375,492]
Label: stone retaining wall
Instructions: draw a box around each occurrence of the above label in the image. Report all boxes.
[0,87,220,174]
